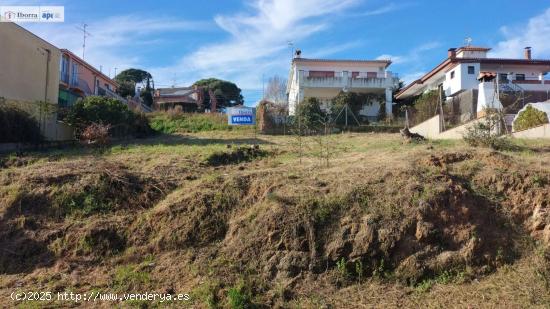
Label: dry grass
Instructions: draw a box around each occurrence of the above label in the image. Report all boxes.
[1,132,549,308]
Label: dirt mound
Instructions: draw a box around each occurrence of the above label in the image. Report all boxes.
[0,159,171,219]
[129,175,252,251]
[219,170,518,289]
[0,159,172,274]
[0,155,36,169]
[205,146,269,166]
[424,152,472,168]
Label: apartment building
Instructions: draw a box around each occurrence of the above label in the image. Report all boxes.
[286,50,400,120]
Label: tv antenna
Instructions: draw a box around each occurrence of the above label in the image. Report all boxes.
[76,23,92,60]
[465,37,472,47]
[287,41,294,60]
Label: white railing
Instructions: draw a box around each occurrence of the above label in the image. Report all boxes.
[98,86,128,104]
[300,75,398,89]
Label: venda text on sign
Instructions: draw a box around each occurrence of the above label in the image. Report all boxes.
[227,107,256,125]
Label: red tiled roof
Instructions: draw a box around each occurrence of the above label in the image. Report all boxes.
[456,46,492,53]
[477,71,497,80]
[60,49,119,87]
[154,95,197,104]
[396,56,550,99]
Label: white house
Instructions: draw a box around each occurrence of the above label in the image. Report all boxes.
[396,46,550,116]
[286,50,400,121]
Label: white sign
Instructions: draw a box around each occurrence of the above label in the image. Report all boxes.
[0,6,64,23]
[227,107,256,125]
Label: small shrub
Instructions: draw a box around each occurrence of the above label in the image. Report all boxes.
[513,105,549,131]
[205,147,268,166]
[355,260,364,282]
[463,110,511,150]
[227,279,252,309]
[336,258,349,279]
[113,264,151,292]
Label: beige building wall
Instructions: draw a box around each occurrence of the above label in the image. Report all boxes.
[0,22,72,140]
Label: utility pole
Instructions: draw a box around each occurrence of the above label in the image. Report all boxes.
[76,24,92,60]
[114,67,118,78]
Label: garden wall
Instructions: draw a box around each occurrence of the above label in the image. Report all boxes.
[512,123,550,139]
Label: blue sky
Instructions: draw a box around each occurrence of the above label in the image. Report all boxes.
[9,0,550,105]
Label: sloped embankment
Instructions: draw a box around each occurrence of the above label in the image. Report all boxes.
[132,150,548,303]
[0,149,549,306]
[0,159,174,274]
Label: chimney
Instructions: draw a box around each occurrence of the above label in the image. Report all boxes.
[524,47,532,60]
[448,48,456,59]
[294,49,301,58]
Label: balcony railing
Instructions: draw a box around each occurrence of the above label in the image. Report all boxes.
[98,86,128,104]
[300,76,398,89]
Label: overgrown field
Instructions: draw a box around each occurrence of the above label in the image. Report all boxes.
[1,131,550,308]
[149,112,253,134]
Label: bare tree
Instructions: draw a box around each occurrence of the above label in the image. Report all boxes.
[265,75,287,106]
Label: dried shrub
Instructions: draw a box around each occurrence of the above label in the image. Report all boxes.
[80,123,111,146]
[205,146,268,166]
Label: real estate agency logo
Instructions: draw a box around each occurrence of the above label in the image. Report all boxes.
[1,10,39,21]
[3,11,17,21]
[0,6,63,22]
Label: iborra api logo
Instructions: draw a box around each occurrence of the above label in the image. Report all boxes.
[41,11,60,20]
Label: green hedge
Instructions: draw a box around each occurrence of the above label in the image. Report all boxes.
[0,105,42,143]
[149,112,249,133]
[513,105,549,131]
[63,96,154,138]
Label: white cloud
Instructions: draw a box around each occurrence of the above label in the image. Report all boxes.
[400,71,425,84]
[376,54,404,64]
[355,2,413,17]
[150,0,362,92]
[490,8,550,59]
[376,42,440,65]
[20,15,209,78]
[307,41,365,59]
[377,42,441,84]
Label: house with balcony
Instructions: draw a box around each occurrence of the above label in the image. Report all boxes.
[286,50,400,120]
[58,49,126,107]
[396,46,550,119]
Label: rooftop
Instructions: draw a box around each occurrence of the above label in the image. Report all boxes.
[396,46,550,99]
[60,49,118,87]
[293,57,392,68]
